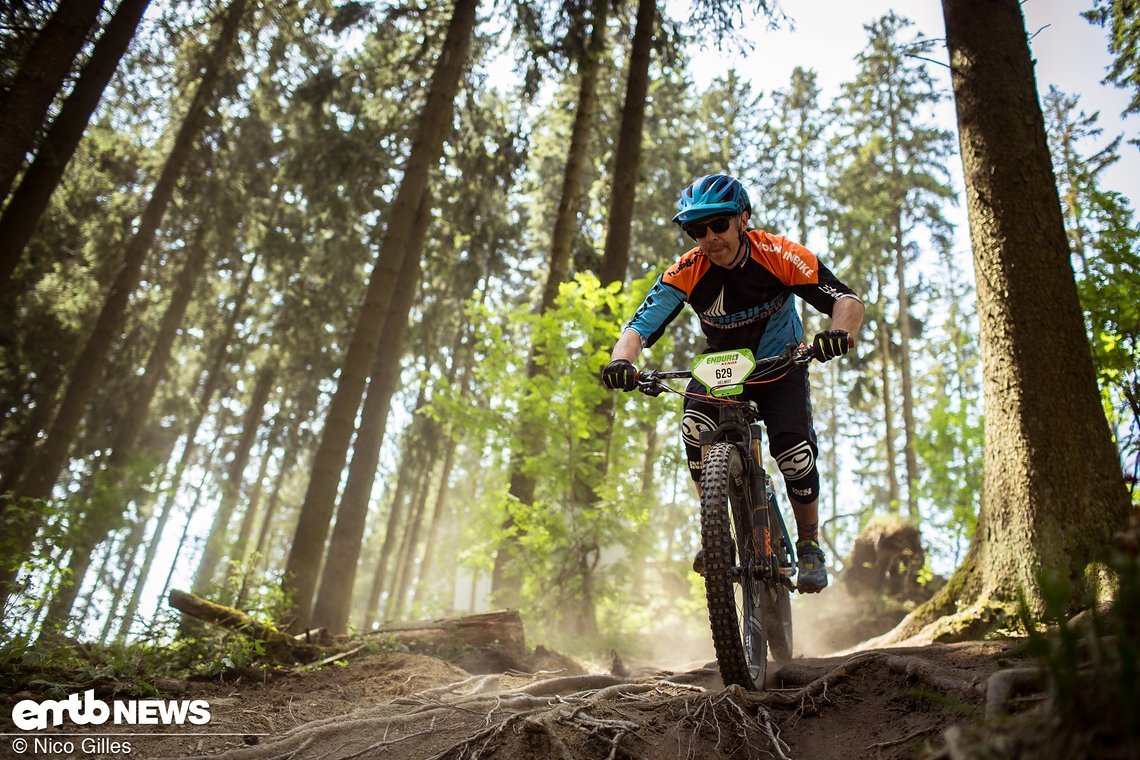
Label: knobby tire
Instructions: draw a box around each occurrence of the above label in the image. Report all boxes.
[700,442,766,690]
[762,487,794,665]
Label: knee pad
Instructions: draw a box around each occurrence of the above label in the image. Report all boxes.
[681,408,717,482]
[772,436,819,504]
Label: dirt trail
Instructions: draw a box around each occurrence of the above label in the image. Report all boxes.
[0,640,1033,760]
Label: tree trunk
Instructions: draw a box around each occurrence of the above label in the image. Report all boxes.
[310,189,433,634]
[824,361,841,560]
[40,540,96,636]
[0,0,250,606]
[598,0,654,287]
[387,453,435,622]
[236,430,302,608]
[893,242,919,519]
[0,362,63,496]
[639,423,658,495]
[0,0,105,202]
[900,0,1132,635]
[361,419,426,629]
[875,284,901,512]
[168,589,319,662]
[893,247,921,519]
[371,610,526,656]
[191,360,276,595]
[887,89,920,518]
[224,414,282,595]
[39,417,181,633]
[0,0,152,289]
[408,436,457,613]
[52,222,218,624]
[492,0,610,605]
[115,257,256,638]
[282,0,477,632]
[98,515,147,642]
[157,442,224,610]
[105,224,214,474]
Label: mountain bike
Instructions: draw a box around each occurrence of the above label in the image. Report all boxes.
[636,343,815,690]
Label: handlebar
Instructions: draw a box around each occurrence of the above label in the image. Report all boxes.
[636,343,815,398]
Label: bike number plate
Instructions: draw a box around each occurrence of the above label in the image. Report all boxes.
[691,349,756,397]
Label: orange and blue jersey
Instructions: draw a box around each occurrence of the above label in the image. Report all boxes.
[626,229,860,358]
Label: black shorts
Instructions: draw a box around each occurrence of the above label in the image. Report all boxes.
[680,368,820,504]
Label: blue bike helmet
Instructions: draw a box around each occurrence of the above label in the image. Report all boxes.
[672,174,751,224]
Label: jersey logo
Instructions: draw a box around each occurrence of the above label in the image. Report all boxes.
[781,249,815,279]
[700,294,786,330]
[703,287,727,319]
[666,255,699,278]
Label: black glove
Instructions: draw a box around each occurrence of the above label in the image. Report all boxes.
[812,330,851,362]
[601,359,639,391]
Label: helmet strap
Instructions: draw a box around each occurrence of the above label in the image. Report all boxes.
[728,223,750,269]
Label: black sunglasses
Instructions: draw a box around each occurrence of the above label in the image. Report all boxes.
[682,215,733,240]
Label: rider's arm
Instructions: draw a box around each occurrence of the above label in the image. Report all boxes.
[829,296,865,348]
[610,328,645,364]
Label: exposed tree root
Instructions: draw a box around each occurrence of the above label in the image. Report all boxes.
[177,670,804,760]
[983,667,1043,719]
[883,654,984,696]
[169,648,1005,760]
[755,652,883,708]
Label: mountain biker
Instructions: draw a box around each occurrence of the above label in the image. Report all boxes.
[601,174,864,593]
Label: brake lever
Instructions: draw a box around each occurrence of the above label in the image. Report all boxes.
[635,370,666,397]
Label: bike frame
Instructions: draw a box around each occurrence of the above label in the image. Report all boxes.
[638,343,812,589]
[698,402,796,589]
[634,343,815,688]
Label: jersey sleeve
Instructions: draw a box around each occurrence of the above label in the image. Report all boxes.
[790,259,860,316]
[624,275,687,348]
[751,231,860,316]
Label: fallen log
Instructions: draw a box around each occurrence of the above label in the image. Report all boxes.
[367,609,526,656]
[168,589,320,662]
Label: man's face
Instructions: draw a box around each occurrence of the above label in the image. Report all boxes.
[683,212,748,268]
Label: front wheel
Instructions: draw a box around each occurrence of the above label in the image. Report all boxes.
[700,442,766,690]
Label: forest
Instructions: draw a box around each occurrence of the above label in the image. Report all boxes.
[0,0,1138,758]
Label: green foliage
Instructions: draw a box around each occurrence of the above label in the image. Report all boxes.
[154,565,292,679]
[428,270,706,646]
[826,11,959,538]
[1,625,190,698]
[1044,89,1139,493]
[1084,0,1140,120]
[913,256,984,562]
[1014,539,1140,753]
[0,496,70,635]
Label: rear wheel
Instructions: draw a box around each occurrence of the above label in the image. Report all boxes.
[764,579,793,665]
[700,442,766,690]
[763,496,794,665]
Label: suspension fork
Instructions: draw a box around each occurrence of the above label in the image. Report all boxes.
[747,428,773,564]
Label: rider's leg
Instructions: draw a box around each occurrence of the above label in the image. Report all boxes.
[751,371,820,537]
[789,498,819,544]
[751,372,829,592]
[682,381,719,574]
[681,377,718,486]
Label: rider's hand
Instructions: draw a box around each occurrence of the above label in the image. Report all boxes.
[601,359,639,391]
[812,330,851,362]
